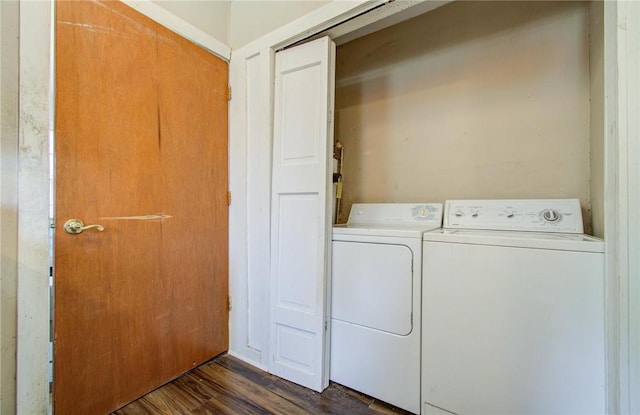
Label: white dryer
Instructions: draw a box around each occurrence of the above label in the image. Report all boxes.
[421,199,605,415]
[331,203,443,415]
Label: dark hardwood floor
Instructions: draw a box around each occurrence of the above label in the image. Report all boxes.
[112,354,413,415]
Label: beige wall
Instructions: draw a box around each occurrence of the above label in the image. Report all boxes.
[229,0,330,48]
[0,1,19,413]
[335,1,595,230]
[150,0,230,44]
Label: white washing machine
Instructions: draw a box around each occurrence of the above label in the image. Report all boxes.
[421,199,605,415]
[331,203,443,414]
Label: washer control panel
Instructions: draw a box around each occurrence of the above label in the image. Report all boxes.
[444,199,584,233]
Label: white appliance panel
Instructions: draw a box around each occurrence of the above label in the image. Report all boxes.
[444,199,584,233]
[347,203,442,226]
[331,319,420,413]
[332,241,413,335]
[422,241,605,415]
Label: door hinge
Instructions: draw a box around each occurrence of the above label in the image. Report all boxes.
[228,85,232,101]
[227,296,232,311]
[227,191,232,206]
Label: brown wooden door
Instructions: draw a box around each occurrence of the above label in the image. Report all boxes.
[54,2,228,414]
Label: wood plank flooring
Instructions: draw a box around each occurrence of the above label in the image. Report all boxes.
[112,354,413,415]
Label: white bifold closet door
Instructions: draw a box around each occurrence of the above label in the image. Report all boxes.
[269,36,336,392]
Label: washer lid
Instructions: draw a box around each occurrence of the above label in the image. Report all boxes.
[423,228,604,253]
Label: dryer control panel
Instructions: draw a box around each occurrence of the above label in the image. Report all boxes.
[348,203,443,226]
[444,199,584,233]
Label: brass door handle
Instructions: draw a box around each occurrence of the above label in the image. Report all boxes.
[63,219,104,234]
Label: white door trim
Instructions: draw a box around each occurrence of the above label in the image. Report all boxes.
[613,1,640,413]
[16,1,51,413]
[242,0,383,57]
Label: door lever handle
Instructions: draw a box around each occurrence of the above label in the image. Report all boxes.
[63,219,105,234]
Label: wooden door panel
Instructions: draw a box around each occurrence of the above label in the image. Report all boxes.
[54,2,228,414]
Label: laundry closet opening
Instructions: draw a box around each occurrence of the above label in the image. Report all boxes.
[232,0,608,407]
[332,0,604,237]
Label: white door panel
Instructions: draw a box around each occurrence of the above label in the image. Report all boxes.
[270,36,336,392]
[332,241,413,335]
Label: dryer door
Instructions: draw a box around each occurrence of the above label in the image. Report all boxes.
[332,241,413,335]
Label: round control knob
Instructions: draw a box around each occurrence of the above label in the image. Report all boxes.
[454,210,464,217]
[541,209,561,222]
